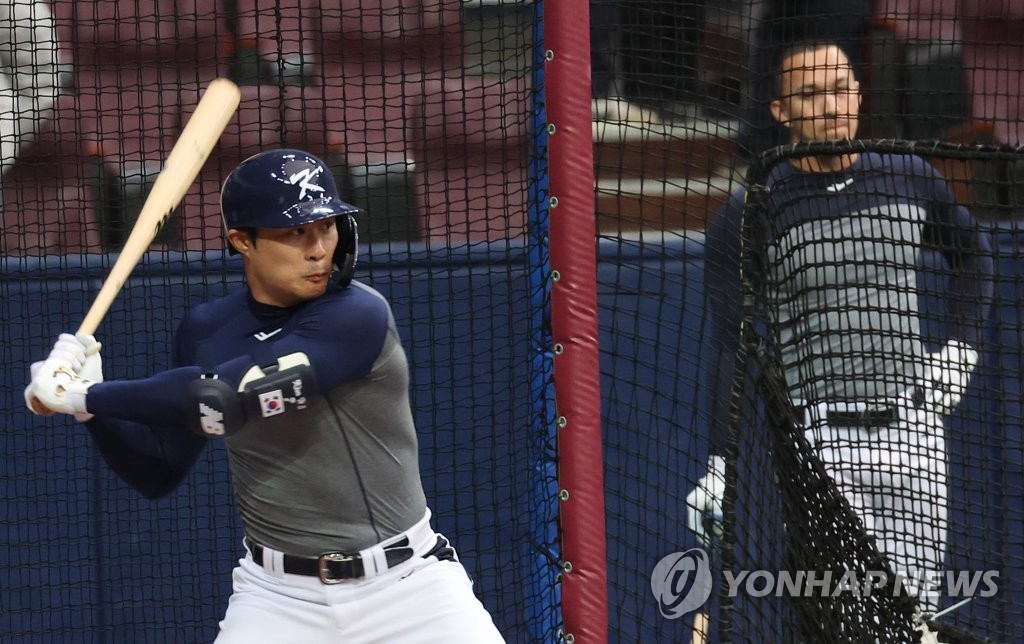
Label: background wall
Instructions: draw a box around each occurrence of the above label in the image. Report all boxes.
[3,234,1022,642]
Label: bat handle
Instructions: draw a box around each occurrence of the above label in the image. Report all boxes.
[27,331,103,417]
[77,287,115,337]
[691,611,709,644]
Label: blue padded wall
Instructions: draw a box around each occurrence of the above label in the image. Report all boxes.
[2,233,1023,642]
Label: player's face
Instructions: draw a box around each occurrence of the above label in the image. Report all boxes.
[236,218,339,307]
[771,45,861,144]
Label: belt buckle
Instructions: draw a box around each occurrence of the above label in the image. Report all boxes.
[318,552,355,584]
[861,403,896,427]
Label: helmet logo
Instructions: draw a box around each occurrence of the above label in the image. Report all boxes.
[288,166,326,200]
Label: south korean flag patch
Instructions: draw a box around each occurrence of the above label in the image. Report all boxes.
[259,390,287,418]
[238,352,318,422]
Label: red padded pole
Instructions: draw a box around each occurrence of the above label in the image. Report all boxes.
[545,0,609,641]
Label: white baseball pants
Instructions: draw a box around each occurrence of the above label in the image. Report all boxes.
[802,397,948,612]
[215,513,506,643]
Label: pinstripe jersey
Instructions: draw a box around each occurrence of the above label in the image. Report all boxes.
[704,152,994,442]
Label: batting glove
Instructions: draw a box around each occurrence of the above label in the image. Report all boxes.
[922,339,978,416]
[25,332,86,416]
[25,333,103,421]
[686,454,726,547]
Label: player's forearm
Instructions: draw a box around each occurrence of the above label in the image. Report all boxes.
[86,366,204,428]
[946,251,995,347]
[84,415,206,498]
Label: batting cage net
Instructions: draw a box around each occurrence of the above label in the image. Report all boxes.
[2,1,558,642]
[5,0,1024,643]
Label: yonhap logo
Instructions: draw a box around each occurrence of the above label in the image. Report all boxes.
[650,548,713,619]
[649,549,999,622]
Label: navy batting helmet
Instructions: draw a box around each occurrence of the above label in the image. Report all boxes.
[221,148,359,287]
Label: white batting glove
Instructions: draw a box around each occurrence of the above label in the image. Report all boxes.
[26,332,86,416]
[72,333,103,422]
[46,333,89,371]
[25,333,103,421]
[686,454,726,547]
[922,339,979,416]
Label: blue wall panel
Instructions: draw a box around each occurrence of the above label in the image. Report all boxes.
[3,236,1023,642]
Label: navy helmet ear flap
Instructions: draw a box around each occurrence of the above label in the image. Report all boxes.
[332,213,359,287]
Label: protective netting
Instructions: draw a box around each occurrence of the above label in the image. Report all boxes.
[594,3,1024,642]
[2,0,549,641]
[715,139,1021,643]
[7,0,1024,642]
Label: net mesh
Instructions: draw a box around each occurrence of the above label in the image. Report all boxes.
[714,139,1020,643]
[2,0,549,641]
[6,0,1024,641]
[594,2,1024,641]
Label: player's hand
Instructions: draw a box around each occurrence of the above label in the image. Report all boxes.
[686,454,726,547]
[23,360,50,416]
[71,333,103,421]
[25,333,87,416]
[25,333,103,420]
[29,360,97,420]
[922,339,978,415]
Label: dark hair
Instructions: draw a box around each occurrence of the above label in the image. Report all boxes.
[238,227,257,244]
[228,227,258,254]
[773,40,856,99]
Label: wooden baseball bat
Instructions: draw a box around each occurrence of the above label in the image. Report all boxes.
[691,610,709,644]
[78,78,241,334]
[28,78,240,414]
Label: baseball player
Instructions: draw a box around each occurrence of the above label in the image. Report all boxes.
[688,42,995,613]
[25,149,506,642]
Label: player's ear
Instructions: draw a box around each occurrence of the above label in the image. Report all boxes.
[227,228,251,255]
[770,98,787,126]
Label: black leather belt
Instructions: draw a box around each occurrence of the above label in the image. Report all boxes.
[797,404,899,427]
[826,406,898,427]
[246,537,415,584]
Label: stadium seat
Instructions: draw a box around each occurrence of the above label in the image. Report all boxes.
[409,76,529,162]
[180,172,233,252]
[205,85,291,170]
[2,165,100,255]
[47,0,231,89]
[867,0,969,140]
[78,86,181,159]
[961,0,1024,146]
[2,94,102,255]
[73,85,191,249]
[232,0,462,87]
[404,76,532,242]
[232,0,312,86]
[875,0,960,44]
[957,1,1024,219]
[284,82,420,160]
[318,0,462,66]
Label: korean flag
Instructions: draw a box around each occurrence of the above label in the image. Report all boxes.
[259,390,286,418]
